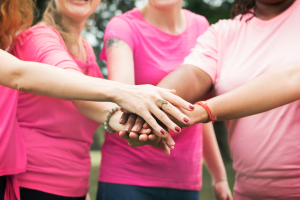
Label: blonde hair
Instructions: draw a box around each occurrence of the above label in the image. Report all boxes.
[42,0,78,55]
[0,0,34,50]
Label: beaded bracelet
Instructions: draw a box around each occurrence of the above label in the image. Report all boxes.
[104,106,120,133]
[195,101,217,123]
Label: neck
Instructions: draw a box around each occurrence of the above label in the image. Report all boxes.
[140,2,185,35]
[62,17,86,43]
[255,0,295,20]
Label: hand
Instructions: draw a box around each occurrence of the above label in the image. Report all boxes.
[213,181,232,200]
[119,131,171,155]
[109,111,151,135]
[113,84,195,147]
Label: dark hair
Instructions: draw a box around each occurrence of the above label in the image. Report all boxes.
[230,0,256,20]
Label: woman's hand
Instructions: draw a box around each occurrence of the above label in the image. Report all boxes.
[119,131,170,155]
[109,111,151,135]
[213,181,232,200]
[113,84,196,148]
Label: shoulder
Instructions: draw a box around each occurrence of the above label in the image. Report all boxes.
[214,15,247,37]
[16,25,64,45]
[106,8,142,30]
[184,9,210,27]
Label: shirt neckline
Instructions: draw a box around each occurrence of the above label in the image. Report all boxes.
[133,8,189,38]
[251,0,298,25]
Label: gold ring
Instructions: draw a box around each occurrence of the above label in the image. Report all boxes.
[158,99,168,108]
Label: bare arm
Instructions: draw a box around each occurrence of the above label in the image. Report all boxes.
[202,61,300,122]
[105,38,197,147]
[157,64,212,103]
[202,123,232,200]
[0,50,195,138]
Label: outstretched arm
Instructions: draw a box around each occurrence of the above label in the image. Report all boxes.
[200,61,300,122]
[0,50,195,141]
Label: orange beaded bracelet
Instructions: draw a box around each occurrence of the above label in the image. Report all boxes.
[195,101,217,123]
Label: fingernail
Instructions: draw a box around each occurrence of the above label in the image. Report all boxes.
[175,126,181,133]
[168,138,175,146]
[184,117,190,123]
[160,129,165,135]
[125,125,129,132]
[132,126,138,132]
[189,105,195,109]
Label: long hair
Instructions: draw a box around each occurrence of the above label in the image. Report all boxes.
[0,0,34,50]
[230,0,256,20]
[42,0,78,56]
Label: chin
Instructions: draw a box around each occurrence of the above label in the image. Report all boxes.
[58,0,100,21]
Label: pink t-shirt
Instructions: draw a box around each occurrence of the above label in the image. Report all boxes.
[0,87,26,176]
[184,1,300,199]
[11,25,103,197]
[99,8,209,191]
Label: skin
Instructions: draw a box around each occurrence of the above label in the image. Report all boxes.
[121,0,297,197]
[33,0,197,147]
[106,0,232,198]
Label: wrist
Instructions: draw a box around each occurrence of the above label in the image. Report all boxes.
[212,178,228,186]
[193,104,209,124]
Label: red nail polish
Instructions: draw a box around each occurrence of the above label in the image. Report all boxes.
[160,129,165,135]
[184,118,189,123]
[175,126,181,133]
[189,105,195,109]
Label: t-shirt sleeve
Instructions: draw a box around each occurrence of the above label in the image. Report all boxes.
[182,23,219,83]
[99,16,134,61]
[12,26,80,71]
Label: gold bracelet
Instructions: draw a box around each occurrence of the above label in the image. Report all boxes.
[212,178,227,186]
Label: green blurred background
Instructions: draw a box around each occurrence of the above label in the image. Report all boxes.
[35,0,236,199]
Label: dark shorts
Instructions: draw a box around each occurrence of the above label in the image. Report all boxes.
[20,187,86,200]
[97,182,200,200]
[0,176,5,200]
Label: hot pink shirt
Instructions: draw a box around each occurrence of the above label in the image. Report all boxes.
[11,25,103,197]
[0,87,26,176]
[99,8,209,191]
[184,1,300,199]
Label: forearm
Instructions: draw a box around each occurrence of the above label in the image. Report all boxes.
[202,123,227,182]
[0,50,121,102]
[206,61,300,121]
[157,65,212,103]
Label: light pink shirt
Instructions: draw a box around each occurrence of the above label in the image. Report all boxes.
[100,8,209,191]
[184,1,300,199]
[11,25,103,197]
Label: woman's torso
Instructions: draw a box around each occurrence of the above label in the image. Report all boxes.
[212,1,300,198]
[11,25,102,197]
[99,8,209,191]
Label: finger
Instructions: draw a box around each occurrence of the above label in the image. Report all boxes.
[129,132,139,139]
[120,107,131,114]
[158,140,170,156]
[119,113,130,124]
[131,116,144,132]
[124,114,138,132]
[161,91,195,111]
[160,102,190,127]
[139,134,148,141]
[119,131,130,139]
[148,134,156,140]
[139,128,152,135]
[143,122,150,129]
[136,111,175,148]
[151,105,182,134]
